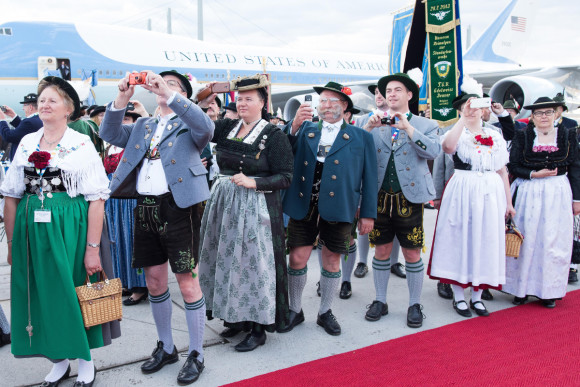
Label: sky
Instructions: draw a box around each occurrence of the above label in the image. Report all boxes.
[3,0,580,68]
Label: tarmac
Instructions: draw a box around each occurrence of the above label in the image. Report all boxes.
[1,209,577,386]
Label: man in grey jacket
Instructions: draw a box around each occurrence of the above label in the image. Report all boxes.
[362,72,441,328]
[100,70,214,385]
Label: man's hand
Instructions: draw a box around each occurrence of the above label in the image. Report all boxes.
[291,103,315,134]
[3,106,16,119]
[491,102,505,116]
[531,168,558,179]
[140,71,172,99]
[392,111,415,138]
[433,199,441,210]
[114,72,136,109]
[364,113,384,132]
[130,100,149,117]
[358,218,374,235]
[201,157,208,168]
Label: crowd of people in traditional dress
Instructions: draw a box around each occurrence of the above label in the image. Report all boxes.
[0,68,578,386]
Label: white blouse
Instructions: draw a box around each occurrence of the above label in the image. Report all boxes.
[0,128,110,201]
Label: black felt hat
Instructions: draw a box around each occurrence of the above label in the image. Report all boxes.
[368,84,378,94]
[523,97,564,111]
[19,93,38,104]
[346,106,361,115]
[377,73,420,104]
[224,102,237,113]
[159,70,193,99]
[39,76,80,120]
[313,81,353,110]
[89,105,106,118]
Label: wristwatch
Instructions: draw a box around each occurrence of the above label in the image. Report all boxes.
[87,242,101,248]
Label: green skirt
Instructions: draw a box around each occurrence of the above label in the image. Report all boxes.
[11,193,103,360]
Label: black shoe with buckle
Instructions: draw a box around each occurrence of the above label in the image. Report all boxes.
[470,300,490,317]
[339,281,352,299]
[365,300,388,321]
[354,262,368,278]
[278,309,305,333]
[437,282,453,299]
[316,281,321,297]
[481,289,494,301]
[569,268,578,283]
[391,263,406,279]
[141,341,179,374]
[407,303,425,327]
[72,366,97,387]
[123,292,149,306]
[40,365,71,387]
[234,332,267,352]
[512,296,528,306]
[453,300,472,318]
[317,309,341,336]
[177,351,204,385]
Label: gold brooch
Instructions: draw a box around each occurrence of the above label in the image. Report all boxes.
[343,133,350,140]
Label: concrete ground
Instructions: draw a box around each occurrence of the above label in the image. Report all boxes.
[0,209,577,386]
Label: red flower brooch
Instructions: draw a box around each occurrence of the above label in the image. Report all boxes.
[28,151,51,170]
[341,87,352,96]
[474,134,493,147]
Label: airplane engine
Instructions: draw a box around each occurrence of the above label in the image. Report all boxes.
[489,75,563,118]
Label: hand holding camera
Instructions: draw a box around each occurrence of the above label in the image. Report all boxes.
[290,96,315,134]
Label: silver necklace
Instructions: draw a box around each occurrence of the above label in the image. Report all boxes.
[43,134,63,146]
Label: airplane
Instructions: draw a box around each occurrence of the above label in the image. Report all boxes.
[0,0,577,122]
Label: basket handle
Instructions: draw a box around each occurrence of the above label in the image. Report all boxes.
[85,270,109,288]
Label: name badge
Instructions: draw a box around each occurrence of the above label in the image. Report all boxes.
[34,209,51,223]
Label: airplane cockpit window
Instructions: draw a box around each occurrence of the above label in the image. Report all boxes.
[0,27,12,35]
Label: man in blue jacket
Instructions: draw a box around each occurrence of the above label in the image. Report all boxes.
[279,82,377,336]
[100,70,214,385]
[0,93,43,160]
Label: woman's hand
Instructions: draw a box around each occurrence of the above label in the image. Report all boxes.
[506,204,516,219]
[573,202,580,216]
[230,173,257,189]
[531,168,558,178]
[7,243,12,265]
[84,248,102,276]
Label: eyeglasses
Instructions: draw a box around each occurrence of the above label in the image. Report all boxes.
[166,80,185,92]
[532,110,555,117]
[319,98,344,105]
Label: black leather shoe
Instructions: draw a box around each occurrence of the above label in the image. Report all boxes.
[0,331,11,347]
[541,299,556,308]
[470,300,490,317]
[316,281,321,297]
[512,296,528,306]
[481,289,494,301]
[40,365,71,387]
[123,292,149,306]
[365,300,388,321]
[391,263,406,279]
[278,309,305,333]
[220,327,242,338]
[177,351,204,385]
[234,333,267,352]
[569,268,578,283]
[407,303,424,327]
[317,309,341,336]
[339,281,352,299]
[453,300,472,318]
[141,341,179,374]
[73,366,96,387]
[122,288,132,296]
[437,282,453,299]
[354,262,368,278]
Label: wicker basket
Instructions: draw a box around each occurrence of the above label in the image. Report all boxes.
[506,218,524,258]
[75,271,123,328]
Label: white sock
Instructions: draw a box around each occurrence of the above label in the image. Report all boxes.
[471,289,485,310]
[45,359,70,382]
[451,284,467,309]
[77,358,95,383]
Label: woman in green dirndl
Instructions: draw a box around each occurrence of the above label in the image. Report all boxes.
[2,76,112,387]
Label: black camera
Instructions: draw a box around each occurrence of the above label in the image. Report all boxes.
[381,116,396,125]
[312,116,320,122]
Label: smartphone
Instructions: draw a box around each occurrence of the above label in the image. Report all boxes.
[470,97,492,109]
[211,82,231,93]
[304,95,312,104]
[0,106,6,113]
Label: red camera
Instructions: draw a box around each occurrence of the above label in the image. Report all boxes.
[128,72,148,85]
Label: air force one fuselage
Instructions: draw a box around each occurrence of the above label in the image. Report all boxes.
[0,21,388,115]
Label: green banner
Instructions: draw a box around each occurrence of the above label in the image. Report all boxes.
[426,0,460,126]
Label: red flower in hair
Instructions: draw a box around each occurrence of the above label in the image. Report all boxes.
[28,151,51,170]
[475,134,493,147]
[341,87,352,96]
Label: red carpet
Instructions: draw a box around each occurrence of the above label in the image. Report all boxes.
[226,290,580,386]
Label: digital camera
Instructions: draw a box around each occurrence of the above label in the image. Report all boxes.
[128,72,148,85]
